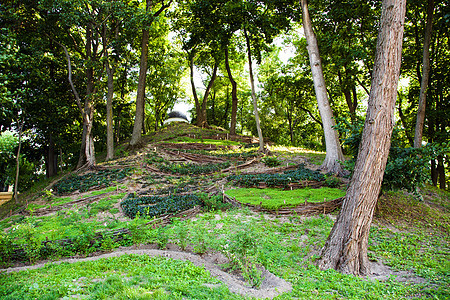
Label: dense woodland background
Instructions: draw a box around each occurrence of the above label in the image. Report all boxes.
[0,0,448,192]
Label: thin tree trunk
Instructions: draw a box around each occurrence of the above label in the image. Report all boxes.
[83,24,96,167]
[317,0,407,276]
[225,46,238,135]
[130,0,171,145]
[300,0,344,174]
[14,119,24,204]
[414,0,435,148]
[130,1,151,147]
[437,155,446,189]
[189,53,202,126]
[244,28,264,152]
[199,62,218,128]
[47,134,58,177]
[103,25,115,160]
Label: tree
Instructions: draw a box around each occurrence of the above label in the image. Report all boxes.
[300,0,344,174]
[413,0,435,148]
[244,28,265,152]
[130,0,172,147]
[317,0,407,275]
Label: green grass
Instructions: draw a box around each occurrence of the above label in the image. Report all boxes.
[1,207,448,299]
[225,187,345,209]
[0,254,236,300]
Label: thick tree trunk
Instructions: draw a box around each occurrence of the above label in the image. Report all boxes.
[317,0,406,276]
[225,46,238,135]
[300,0,344,174]
[130,2,150,147]
[414,0,435,148]
[244,28,264,153]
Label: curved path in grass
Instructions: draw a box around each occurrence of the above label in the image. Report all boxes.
[1,248,292,299]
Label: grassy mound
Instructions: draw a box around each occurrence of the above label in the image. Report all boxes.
[225,187,345,209]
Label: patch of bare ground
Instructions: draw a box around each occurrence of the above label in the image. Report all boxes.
[1,244,293,299]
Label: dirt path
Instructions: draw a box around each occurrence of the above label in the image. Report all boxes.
[1,247,293,299]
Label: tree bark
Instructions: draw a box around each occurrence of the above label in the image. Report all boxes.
[102,24,115,160]
[199,62,218,128]
[189,53,202,126]
[130,0,172,146]
[317,0,406,276]
[129,1,151,147]
[244,28,264,152]
[47,134,58,177]
[300,0,344,174]
[225,46,238,135]
[14,119,24,204]
[413,0,435,148]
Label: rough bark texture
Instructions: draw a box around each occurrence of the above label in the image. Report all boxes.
[301,0,344,174]
[414,0,435,148]
[225,46,238,135]
[317,0,406,276]
[244,29,264,153]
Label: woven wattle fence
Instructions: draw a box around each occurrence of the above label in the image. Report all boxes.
[223,193,344,216]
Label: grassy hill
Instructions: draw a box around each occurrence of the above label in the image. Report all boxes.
[0,123,448,299]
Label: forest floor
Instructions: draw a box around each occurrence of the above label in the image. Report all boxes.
[0,123,448,299]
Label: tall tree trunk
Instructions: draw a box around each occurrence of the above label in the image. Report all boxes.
[317,0,406,276]
[105,61,115,160]
[301,0,344,174]
[437,155,446,189]
[199,62,218,128]
[130,1,151,147]
[413,0,435,148]
[225,46,238,135]
[47,134,58,177]
[244,28,264,152]
[103,25,115,160]
[14,119,24,204]
[83,25,96,167]
[189,53,202,126]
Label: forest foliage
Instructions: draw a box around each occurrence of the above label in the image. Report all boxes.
[0,0,448,192]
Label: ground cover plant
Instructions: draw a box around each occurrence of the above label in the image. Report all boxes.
[158,162,231,175]
[228,164,326,188]
[121,193,202,218]
[1,127,448,299]
[225,187,346,209]
[53,168,133,195]
[2,208,448,299]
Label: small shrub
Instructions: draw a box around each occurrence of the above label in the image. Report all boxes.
[201,194,233,211]
[262,156,281,167]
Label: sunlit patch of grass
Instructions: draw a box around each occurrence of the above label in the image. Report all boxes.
[225,187,345,209]
[0,255,230,300]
